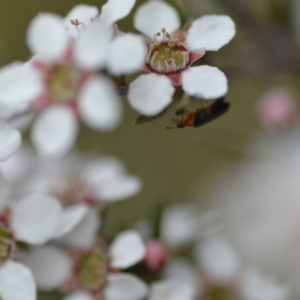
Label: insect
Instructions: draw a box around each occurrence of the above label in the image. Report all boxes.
[166,97,230,129]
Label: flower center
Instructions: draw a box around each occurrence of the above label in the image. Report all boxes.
[146,28,189,74]
[0,224,15,264]
[52,174,95,207]
[46,64,82,103]
[78,249,109,290]
[204,286,237,300]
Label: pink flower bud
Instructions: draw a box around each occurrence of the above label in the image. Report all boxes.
[255,89,299,131]
[142,240,169,272]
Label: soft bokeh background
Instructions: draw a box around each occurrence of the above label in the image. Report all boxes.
[0,0,298,237]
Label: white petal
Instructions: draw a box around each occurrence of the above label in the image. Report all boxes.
[128,74,174,116]
[182,66,228,99]
[63,291,92,300]
[187,15,236,51]
[97,175,142,202]
[100,0,136,26]
[11,193,62,244]
[105,273,148,300]
[161,203,199,248]
[64,5,99,38]
[20,246,72,290]
[74,23,111,70]
[62,209,100,249]
[134,1,180,38]
[150,279,196,300]
[78,76,122,131]
[27,13,69,57]
[0,261,36,300]
[106,34,146,75]
[241,269,290,300]
[83,157,125,185]
[0,122,21,162]
[0,61,42,106]
[195,237,239,283]
[164,258,201,297]
[31,106,78,158]
[55,204,89,238]
[110,230,145,269]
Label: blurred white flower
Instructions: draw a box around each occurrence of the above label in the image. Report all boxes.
[1,149,142,249]
[0,192,83,300]
[0,2,145,159]
[198,128,300,297]
[149,278,197,300]
[128,0,235,116]
[161,202,223,249]
[194,236,289,300]
[20,230,148,300]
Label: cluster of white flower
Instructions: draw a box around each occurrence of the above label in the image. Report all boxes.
[0,0,289,299]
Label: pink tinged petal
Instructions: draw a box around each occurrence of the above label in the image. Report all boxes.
[0,62,42,106]
[96,175,142,202]
[106,34,146,76]
[63,291,92,300]
[189,49,206,65]
[11,193,63,244]
[27,13,69,57]
[55,204,89,238]
[74,23,111,70]
[134,1,180,38]
[150,279,196,300]
[100,0,136,26]
[165,72,182,86]
[187,15,236,52]
[64,5,99,38]
[0,261,36,300]
[20,246,72,290]
[110,230,146,269]
[182,66,228,99]
[195,237,239,283]
[62,209,100,249]
[0,122,21,162]
[31,106,78,159]
[128,74,175,116]
[105,273,148,300]
[78,76,122,131]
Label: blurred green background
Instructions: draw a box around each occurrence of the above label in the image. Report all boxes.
[0,0,298,232]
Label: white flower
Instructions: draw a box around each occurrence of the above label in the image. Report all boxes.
[0,4,145,158]
[0,192,83,300]
[128,0,235,116]
[20,230,148,300]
